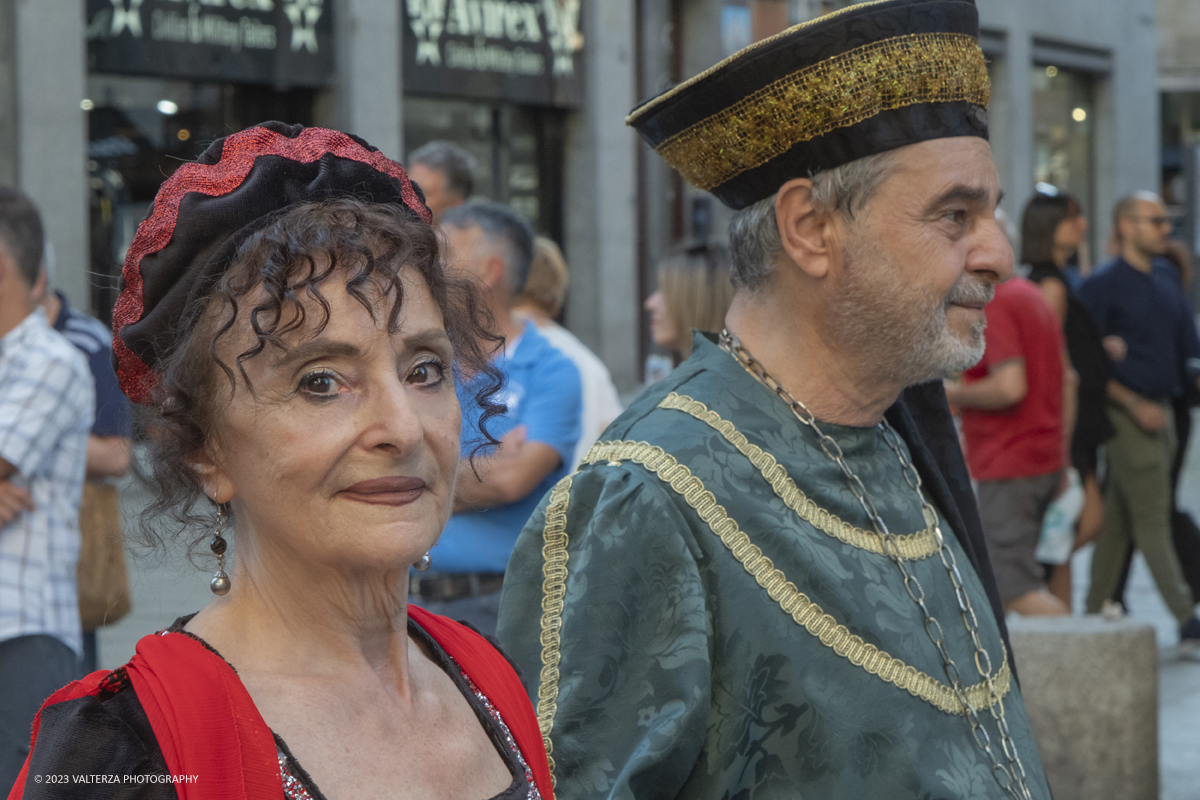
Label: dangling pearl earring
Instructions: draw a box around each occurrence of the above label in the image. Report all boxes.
[209,504,231,596]
[414,551,432,572]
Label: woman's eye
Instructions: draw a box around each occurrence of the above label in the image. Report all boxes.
[407,359,446,386]
[299,371,339,396]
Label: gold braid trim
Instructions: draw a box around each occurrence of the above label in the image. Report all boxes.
[581,440,1011,716]
[625,0,896,125]
[536,475,574,786]
[653,32,990,192]
[657,392,939,560]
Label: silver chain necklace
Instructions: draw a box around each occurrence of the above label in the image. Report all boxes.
[718,330,1033,800]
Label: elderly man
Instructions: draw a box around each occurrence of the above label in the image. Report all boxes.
[497,1,1051,798]
[413,201,582,636]
[408,139,477,224]
[1081,192,1200,642]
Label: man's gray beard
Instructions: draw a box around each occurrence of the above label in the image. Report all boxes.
[903,293,988,383]
[828,243,991,388]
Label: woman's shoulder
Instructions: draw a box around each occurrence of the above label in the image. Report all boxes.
[21,668,175,799]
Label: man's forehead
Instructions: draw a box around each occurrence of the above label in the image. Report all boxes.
[887,139,999,194]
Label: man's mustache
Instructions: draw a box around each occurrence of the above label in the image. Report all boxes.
[945,280,994,307]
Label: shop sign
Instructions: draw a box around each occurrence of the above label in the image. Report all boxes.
[86,0,333,87]
[405,0,584,108]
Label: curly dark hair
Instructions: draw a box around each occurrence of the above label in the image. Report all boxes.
[135,197,504,554]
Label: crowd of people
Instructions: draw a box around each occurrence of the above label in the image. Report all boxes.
[0,0,1195,798]
[948,188,1200,644]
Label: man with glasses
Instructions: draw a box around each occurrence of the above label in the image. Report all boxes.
[1080,191,1200,646]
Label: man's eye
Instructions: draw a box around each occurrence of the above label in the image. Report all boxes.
[945,209,968,225]
[407,359,446,386]
[299,371,339,396]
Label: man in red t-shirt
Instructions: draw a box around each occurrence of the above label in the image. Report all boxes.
[945,275,1073,615]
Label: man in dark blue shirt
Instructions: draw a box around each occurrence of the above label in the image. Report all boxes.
[1080,192,1200,645]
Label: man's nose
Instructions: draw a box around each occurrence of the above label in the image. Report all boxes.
[971,218,1014,284]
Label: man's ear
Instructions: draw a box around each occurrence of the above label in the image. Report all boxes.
[483,252,508,291]
[31,268,46,304]
[775,177,842,280]
[190,446,235,505]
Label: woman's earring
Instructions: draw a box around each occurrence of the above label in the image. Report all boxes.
[414,551,432,572]
[209,504,231,596]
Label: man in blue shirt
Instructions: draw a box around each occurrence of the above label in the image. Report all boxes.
[414,200,582,634]
[1080,192,1200,645]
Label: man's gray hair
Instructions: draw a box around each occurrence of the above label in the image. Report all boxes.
[442,200,536,292]
[728,150,897,289]
[409,140,478,200]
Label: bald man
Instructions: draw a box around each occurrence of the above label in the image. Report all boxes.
[1080,192,1200,646]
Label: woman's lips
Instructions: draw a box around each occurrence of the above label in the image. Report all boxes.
[339,476,427,506]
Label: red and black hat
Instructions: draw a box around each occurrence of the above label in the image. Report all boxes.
[626,0,990,210]
[112,122,431,405]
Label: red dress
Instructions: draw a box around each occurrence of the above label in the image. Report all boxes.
[9,607,553,800]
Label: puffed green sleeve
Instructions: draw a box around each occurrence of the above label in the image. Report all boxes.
[498,465,712,800]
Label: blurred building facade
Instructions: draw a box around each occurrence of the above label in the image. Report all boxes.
[1159,0,1200,296]
[0,0,1162,391]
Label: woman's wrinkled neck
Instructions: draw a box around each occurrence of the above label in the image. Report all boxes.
[185,524,416,682]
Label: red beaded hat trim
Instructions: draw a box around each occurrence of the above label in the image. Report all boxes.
[112,126,430,405]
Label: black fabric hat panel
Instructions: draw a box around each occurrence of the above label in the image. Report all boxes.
[113,121,431,405]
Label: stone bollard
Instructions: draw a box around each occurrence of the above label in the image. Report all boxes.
[1006,615,1158,800]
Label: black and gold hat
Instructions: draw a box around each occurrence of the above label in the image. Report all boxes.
[626,0,989,210]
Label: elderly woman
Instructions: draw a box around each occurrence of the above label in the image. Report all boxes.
[9,123,553,800]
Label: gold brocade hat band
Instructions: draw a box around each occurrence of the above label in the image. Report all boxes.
[627,0,990,210]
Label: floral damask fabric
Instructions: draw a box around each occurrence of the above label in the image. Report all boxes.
[497,334,1051,800]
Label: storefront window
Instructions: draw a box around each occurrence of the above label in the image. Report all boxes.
[404,97,564,240]
[1031,64,1095,222]
[85,74,314,322]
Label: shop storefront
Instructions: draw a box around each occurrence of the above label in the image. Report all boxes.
[1028,41,1110,257]
[402,1,584,241]
[83,0,334,323]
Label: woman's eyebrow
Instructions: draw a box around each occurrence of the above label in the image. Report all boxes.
[403,328,453,350]
[271,340,361,369]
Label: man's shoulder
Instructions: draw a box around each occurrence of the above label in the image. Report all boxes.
[7,312,90,377]
[1080,259,1127,295]
[516,324,581,384]
[540,323,613,378]
[60,307,113,356]
[599,365,722,444]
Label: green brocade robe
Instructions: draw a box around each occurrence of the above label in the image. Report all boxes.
[497,334,1051,800]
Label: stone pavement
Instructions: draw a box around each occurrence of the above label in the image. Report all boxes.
[98,426,1200,799]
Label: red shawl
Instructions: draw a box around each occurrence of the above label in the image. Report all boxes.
[9,609,554,799]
